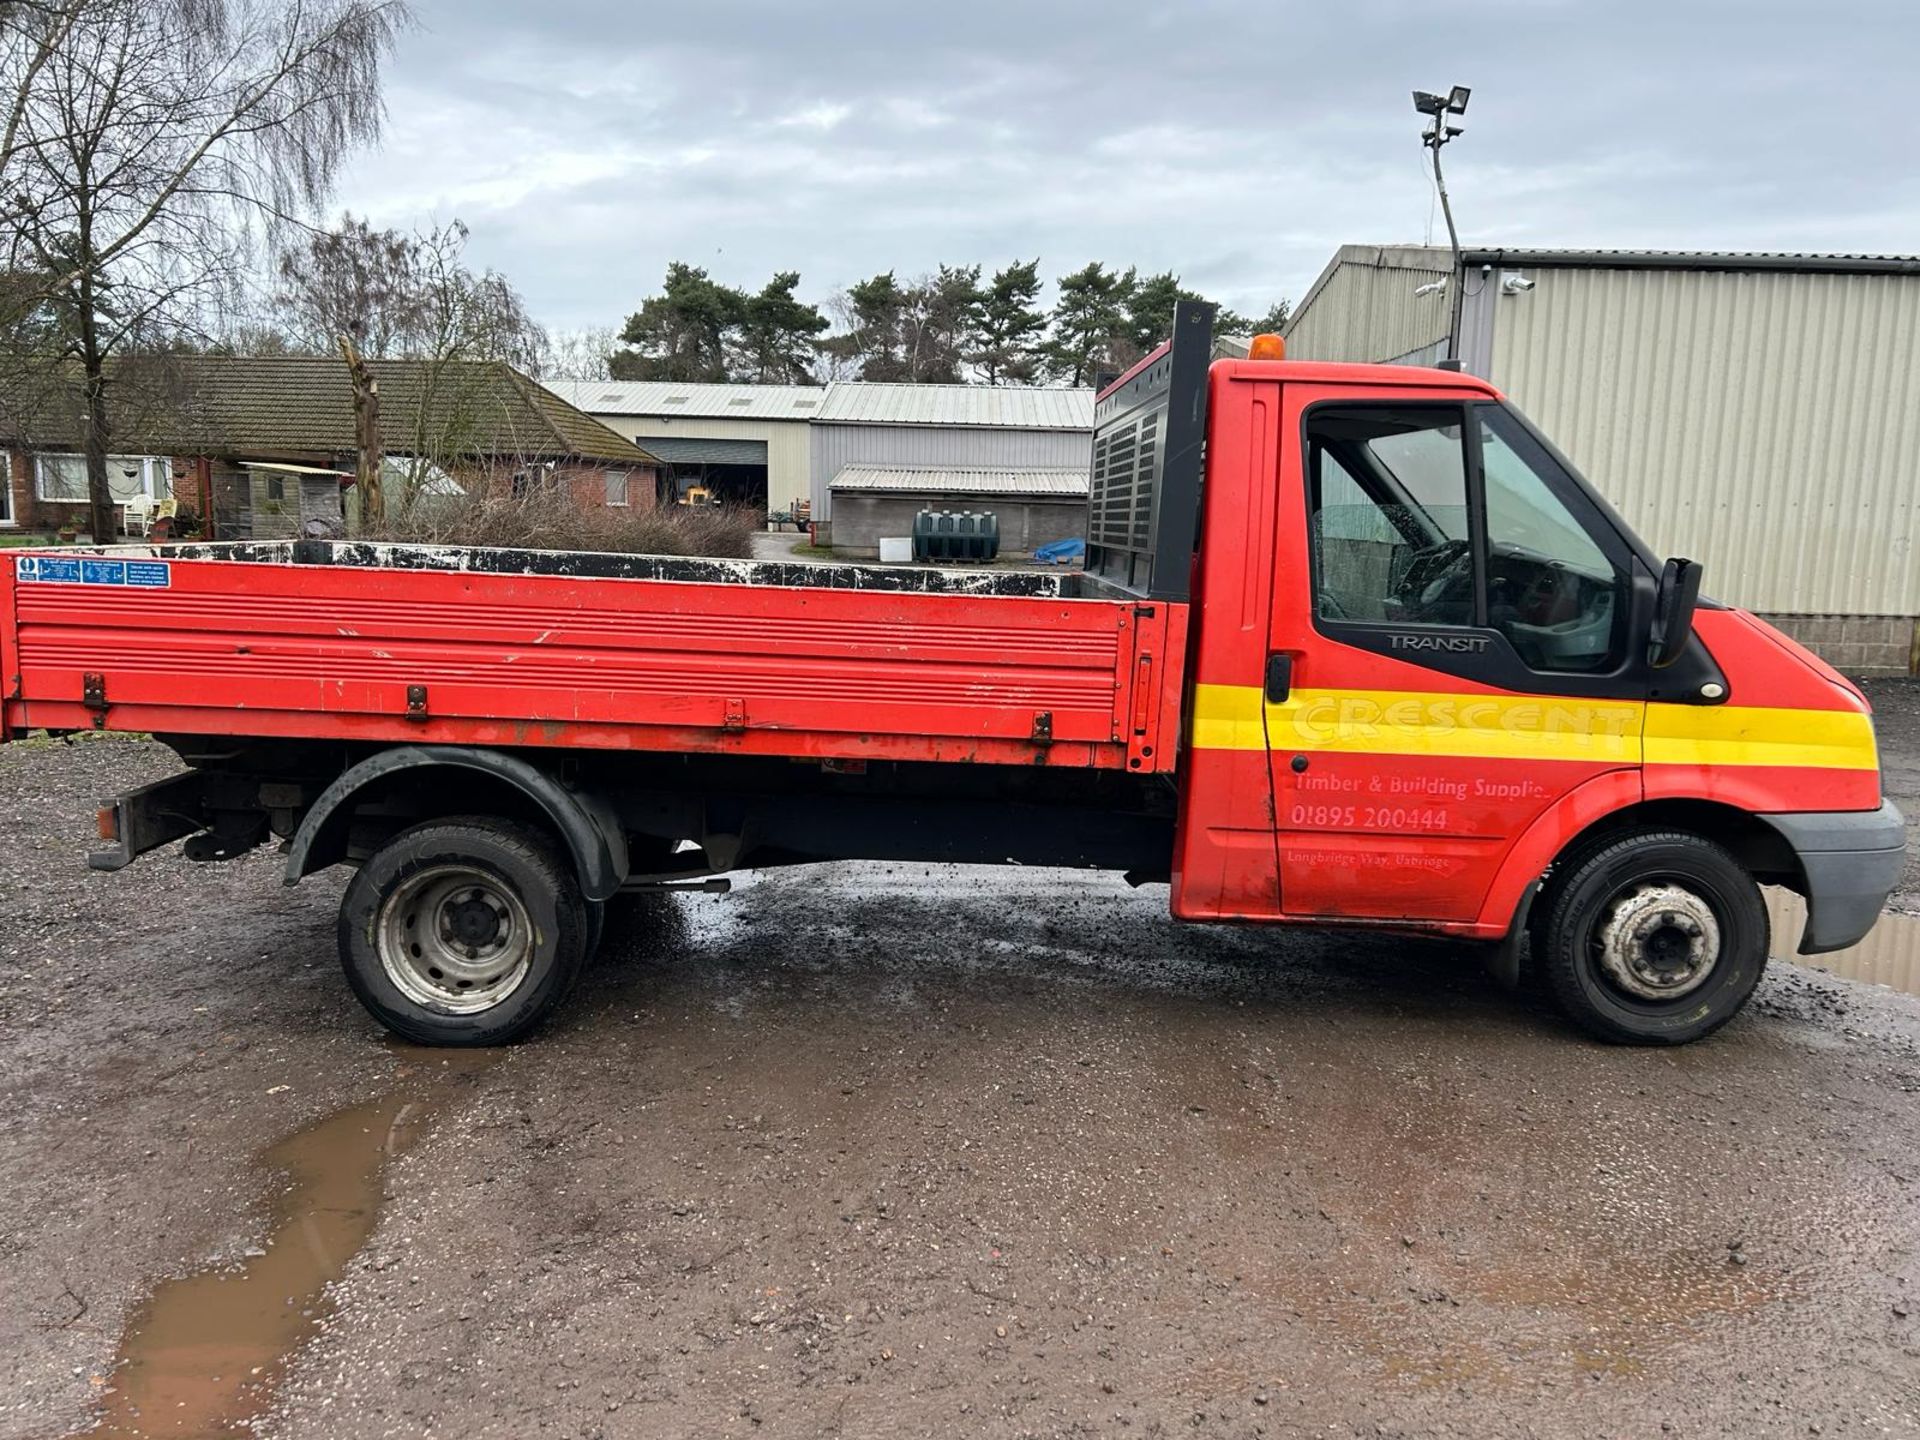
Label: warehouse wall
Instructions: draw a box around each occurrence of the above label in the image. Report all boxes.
[586,414,811,515]
[829,492,1087,558]
[1283,245,1452,365]
[1492,266,1920,624]
[810,425,1092,521]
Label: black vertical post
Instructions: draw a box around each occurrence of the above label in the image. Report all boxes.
[1084,300,1214,602]
[1146,303,1211,603]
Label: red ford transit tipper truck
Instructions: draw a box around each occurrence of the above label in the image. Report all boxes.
[0,306,1902,1045]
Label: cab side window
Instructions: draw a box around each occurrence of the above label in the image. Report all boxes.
[1306,407,1473,627]
[1305,403,1630,674]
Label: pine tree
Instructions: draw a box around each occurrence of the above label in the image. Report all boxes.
[611,263,743,382]
[734,271,829,383]
[971,259,1047,384]
[1044,262,1136,387]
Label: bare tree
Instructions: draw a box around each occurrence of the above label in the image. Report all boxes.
[274,212,424,357]
[2,0,410,540]
[410,220,545,375]
[537,325,619,383]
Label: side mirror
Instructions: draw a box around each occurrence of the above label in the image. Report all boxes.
[1649,557,1703,668]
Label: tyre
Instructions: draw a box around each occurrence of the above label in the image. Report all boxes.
[337,816,591,1046]
[1535,829,1768,1045]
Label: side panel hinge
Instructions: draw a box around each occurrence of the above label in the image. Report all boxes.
[82,672,107,728]
[406,684,429,721]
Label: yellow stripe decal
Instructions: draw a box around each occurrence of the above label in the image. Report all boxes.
[1643,701,1877,770]
[1190,684,1877,770]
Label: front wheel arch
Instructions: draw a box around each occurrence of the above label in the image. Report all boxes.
[1484,782,1805,945]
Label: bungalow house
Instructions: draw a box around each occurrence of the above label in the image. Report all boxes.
[0,354,660,540]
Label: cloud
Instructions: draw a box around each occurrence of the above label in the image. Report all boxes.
[329,0,1920,332]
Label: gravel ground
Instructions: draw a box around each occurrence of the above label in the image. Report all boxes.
[1861,678,1920,910]
[3,720,1919,1440]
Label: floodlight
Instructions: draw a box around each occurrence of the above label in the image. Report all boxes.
[1447,85,1471,114]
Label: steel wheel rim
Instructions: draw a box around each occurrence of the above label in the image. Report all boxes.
[1592,879,1722,1003]
[377,864,534,1013]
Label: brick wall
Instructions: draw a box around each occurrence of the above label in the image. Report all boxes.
[6,448,28,528]
[468,461,659,510]
[1759,614,1919,676]
[7,447,92,533]
[6,447,205,537]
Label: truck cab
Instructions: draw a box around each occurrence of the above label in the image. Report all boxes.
[1101,310,1900,1042]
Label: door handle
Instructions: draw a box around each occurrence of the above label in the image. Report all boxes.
[1264,653,1293,704]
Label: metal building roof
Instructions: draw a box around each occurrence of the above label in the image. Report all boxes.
[546,380,826,421]
[815,384,1094,430]
[1460,247,1920,276]
[828,465,1089,497]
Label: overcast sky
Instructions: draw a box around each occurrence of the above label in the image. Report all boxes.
[329,0,1919,335]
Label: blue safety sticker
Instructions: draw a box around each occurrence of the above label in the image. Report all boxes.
[15,555,171,588]
[15,555,80,583]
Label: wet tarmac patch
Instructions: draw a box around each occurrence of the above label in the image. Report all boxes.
[76,1047,495,1439]
[1768,890,1920,996]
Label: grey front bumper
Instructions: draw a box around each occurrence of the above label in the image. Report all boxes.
[1758,800,1907,955]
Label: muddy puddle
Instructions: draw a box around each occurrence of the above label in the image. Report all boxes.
[77,1047,497,1439]
[1767,889,1920,996]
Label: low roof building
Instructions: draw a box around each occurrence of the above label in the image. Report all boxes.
[826,464,1090,559]
[3,355,657,539]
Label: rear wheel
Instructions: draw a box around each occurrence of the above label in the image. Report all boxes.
[1536,829,1768,1045]
[338,817,590,1046]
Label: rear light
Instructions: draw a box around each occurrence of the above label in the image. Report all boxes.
[96,806,118,842]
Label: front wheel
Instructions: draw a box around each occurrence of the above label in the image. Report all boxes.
[1535,829,1769,1045]
[338,817,591,1046]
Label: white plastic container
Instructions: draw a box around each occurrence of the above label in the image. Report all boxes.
[878,537,913,563]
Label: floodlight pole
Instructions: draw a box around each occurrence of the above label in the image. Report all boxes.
[1426,129,1463,364]
[1416,88,1470,369]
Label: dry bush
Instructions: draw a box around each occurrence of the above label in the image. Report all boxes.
[362,487,758,559]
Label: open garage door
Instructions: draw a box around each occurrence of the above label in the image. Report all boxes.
[640,437,769,509]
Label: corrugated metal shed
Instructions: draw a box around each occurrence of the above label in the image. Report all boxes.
[1491,262,1920,616]
[814,383,1093,429]
[829,465,1089,496]
[1281,244,1920,621]
[546,380,825,421]
[810,424,1092,521]
[1283,245,1451,365]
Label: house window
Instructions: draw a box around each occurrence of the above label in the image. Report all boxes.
[605,471,629,506]
[35,453,170,504]
[264,474,286,504]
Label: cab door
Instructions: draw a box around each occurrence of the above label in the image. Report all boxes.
[1263,386,1648,923]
